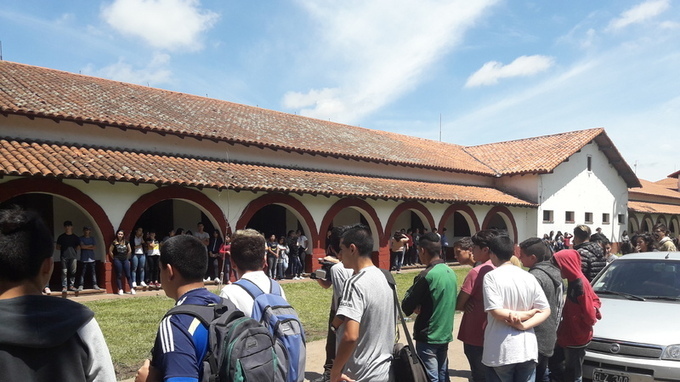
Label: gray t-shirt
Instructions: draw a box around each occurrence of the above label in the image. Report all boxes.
[330,263,354,311]
[336,266,395,382]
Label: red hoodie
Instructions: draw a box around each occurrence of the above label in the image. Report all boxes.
[553,249,602,347]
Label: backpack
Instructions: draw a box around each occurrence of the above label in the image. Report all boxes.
[235,278,306,382]
[164,298,287,382]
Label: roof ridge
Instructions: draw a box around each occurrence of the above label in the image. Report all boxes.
[465,127,604,148]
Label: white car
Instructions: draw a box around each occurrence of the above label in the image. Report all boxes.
[584,252,680,382]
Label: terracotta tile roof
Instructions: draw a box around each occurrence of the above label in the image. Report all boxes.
[628,201,680,215]
[655,177,679,189]
[0,138,535,207]
[0,61,494,176]
[629,179,680,200]
[668,170,680,179]
[464,128,641,188]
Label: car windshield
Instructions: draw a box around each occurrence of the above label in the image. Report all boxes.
[592,259,680,299]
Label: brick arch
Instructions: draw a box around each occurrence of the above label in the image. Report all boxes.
[669,217,680,236]
[439,204,480,234]
[627,212,640,234]
[481,205,518,243]
[119,186,229,237]
[0,178,114,244]
[640,214,654,233]
[236,193,318,242]
[655,215,668,227]
[319,198,384,250]
[384,201,435,247]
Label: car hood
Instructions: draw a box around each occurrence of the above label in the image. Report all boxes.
[594,297,680,346]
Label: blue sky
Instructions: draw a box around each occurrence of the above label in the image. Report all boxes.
[1,0,678,182]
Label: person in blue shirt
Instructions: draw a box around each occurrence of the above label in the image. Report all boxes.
[135,234,221,382]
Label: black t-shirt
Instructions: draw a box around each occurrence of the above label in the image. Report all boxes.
[57,233,81,259]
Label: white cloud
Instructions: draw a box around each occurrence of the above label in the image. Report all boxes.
[282,0,499,124]
[464,55,555,87]
[606,0,670,31]
[101,0,219,51]
[82,52,172,85]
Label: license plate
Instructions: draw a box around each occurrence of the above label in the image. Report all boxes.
[593,369,630,382]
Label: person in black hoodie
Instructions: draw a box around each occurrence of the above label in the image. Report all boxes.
[0,206,115,382]
[519,237,564,382]
[572,225,605,282]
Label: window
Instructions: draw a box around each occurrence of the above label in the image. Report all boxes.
[543,210,554,223]
[587,156,592,171]
[618,214,626,224]
[585,212,593,224]
[602,213,610,224]
[565,211,575,223]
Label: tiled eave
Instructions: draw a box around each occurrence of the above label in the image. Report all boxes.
[628,201,680,215]
[0,110,495,177]
[0,138,536,207]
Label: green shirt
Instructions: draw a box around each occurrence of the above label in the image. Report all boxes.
[401,260,458,344]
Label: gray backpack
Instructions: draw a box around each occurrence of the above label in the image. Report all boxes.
[165,298,287,382]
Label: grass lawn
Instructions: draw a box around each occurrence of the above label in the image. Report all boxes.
[83,265,470,380]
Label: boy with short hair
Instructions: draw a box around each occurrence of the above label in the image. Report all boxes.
[0,206,115,381]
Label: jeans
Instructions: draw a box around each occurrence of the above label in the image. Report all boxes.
[464,343,488,382]
[391,250,404,271]
[486,360,536,382]
[130,253,146,284]
[536,354,550,382]
[147,255,160,283]
[416,342,449,382]
[78,261,98,287]
[291,255,302,277]
[267,255,277,278]
[61,257,77,288]
[298,247,306,274]
[113,257,133,291]
[550,345,586,382]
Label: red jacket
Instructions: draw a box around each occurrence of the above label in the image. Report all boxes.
[554,249,602,347]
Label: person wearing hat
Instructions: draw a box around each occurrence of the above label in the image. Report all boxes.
[79,226,101,291]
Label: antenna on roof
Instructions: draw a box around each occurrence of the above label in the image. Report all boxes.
[0,41,3,61]
[439,113,442,142]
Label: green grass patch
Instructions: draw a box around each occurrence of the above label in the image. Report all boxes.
[84,265,470,380]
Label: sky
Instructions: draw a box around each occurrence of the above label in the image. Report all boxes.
[0,0,678,182]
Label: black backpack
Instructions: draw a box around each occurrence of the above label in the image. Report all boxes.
[164,298,287,382]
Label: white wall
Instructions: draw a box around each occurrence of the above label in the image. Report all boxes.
[537,142,628,242]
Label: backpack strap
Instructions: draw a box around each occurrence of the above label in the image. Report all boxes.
[235,277,281,298]
[164,298,243,326]
[380,269,420,365]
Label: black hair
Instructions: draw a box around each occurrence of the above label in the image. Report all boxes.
[631,233,656,251]
[341,224,373,257]
[574,225,591,241]
[519,237,552,262]
[329,226,349,254]
[160,235,207,281]
[453,237,473,250]
[63,220,73,227]
[488,234,515,261]
[590,233,609,246]
[0,206,54,281]
[419,232,441,257]
[231,229,266,271]
[471,229,500,249]
[175,228,184,235]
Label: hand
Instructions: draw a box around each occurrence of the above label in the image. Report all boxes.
[413,305,421,315]
[135,359,161,382]
[330,370,355,382]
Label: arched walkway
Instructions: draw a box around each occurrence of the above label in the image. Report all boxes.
[319,198,383,251]
[481,205,518,242]
[640,214,654,233]
[384,201,435,247]
[439,204,480,235]
[119,186,229,236]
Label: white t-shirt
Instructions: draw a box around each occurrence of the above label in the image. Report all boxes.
[219,271,287,316]
[482,264,549,367]
[335,266,394,382]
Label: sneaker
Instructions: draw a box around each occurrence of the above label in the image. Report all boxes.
[68,286,77,292]
[132,281,137,288]
[130,288,136,295]
[140,281,147,287]
[62,287,68,293]
[214,277,220,284]
[157,283,162,289]
[93,285,101,290]
[77,286,83,292]
[118,289,124,295]
[203,278,211,282]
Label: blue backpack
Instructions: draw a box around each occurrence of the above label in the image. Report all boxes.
[235,278,306,382]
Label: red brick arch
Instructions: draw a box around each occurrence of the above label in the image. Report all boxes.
[119,186,229,237]
[438,204,480,234]
[0,178,114,243]
[481,205,518,242]
[384,201,435,247]
[319,198,384,250]
[236,193,318,243]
